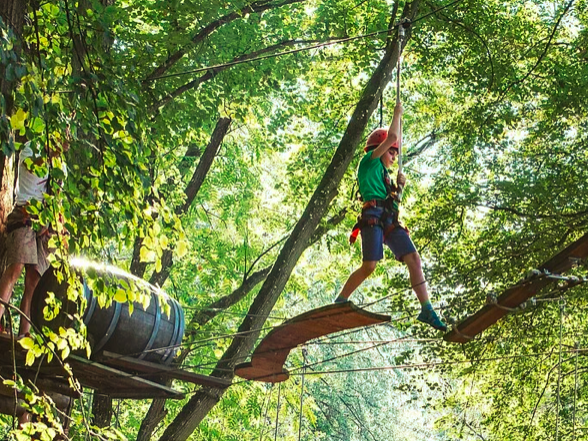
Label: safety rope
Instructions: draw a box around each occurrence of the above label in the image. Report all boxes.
[287,340,394,376]
[286,347,588,377]
[396,20,406,203]
[573,342,579,441]
[148,0,465,82]
[274,382,282,441]
[555,298,564,441]
[298,347,307,441]
[259,384,274,441]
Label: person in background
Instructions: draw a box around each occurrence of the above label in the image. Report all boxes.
[0,137,68,337]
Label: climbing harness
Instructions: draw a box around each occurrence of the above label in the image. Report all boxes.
[349,169,407,245]
[348,200,407,245]
[5,205,35,234]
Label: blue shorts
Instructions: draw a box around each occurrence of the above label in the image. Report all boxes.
[360,207,416,261]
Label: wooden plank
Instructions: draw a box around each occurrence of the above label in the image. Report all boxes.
[444,233,588,343]
[99,351,231,389]
[67,355,185,400]
[0,336,186,399]
[0,395,26,418]
[234,302,390,383]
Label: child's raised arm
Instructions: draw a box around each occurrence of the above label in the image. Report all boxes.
[371,102,403,159]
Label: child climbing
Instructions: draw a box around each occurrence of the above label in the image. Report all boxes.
[334,102,446,332]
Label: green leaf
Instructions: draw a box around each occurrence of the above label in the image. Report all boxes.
[19,337,35,350]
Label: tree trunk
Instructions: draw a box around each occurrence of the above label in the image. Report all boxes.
[136,209,346,441]
[157,3,420,441]
[91,395,113,428]
[0,0,27,263]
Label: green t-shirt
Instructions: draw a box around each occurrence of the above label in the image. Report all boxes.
[357,151,399,209]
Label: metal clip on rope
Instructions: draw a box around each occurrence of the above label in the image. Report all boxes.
[486,293,523,312]
[451,324,474,341]
[524,269,543,280]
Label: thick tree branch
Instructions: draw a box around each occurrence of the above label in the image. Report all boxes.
[143,0,308,84]
[404,131,438,165]
[136,399,167,441]
[151,38,339,112]
[498,0,575,101]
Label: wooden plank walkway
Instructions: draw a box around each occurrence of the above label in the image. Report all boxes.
[0,334,229,400]
[234,302,390,383]
[444,233,588,343]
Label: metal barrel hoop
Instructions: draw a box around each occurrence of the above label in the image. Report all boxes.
[94,300,123,353]
[161,297,183,364]
[82,280,98,326]
[138,290,161,360]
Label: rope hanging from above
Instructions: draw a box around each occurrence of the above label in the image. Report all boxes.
[395,18,410,201]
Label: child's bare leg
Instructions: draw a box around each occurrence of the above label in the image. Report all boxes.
[402,252,429,303]
[335,260,377,302]
[402,251,446,331]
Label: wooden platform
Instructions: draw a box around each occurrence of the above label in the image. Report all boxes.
[0,334,230,400]
[234,302,391,383]
[444,233,588,343]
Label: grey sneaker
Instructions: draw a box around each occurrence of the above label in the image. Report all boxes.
[417,307,447,332]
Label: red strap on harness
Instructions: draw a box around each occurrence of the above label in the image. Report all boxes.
[349,217,385,244]
[349,227,360,244]
[349,216,409,245]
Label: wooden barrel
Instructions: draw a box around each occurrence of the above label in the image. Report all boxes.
[31,266,184,365]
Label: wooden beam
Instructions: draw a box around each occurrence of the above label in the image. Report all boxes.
[99,351,231,389]
[0,336,187,399]
[444,232,588,343]
[67,355,185,399]
[235,302,390,383]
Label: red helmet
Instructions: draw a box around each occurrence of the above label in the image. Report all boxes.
[365,128,388,152]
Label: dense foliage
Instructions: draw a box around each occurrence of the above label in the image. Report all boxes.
[0,0,587,440]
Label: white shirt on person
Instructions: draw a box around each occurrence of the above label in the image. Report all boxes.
[15,146,48,206]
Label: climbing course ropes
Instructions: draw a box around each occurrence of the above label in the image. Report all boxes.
[444,233,588,343]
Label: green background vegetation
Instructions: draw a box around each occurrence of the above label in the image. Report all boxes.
[0,0,587,440]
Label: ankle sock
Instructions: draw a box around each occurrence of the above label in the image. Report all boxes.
[420,299,433,310]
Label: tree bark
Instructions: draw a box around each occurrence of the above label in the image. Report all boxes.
[136,209,346,441]
[91,394,113,428]
[0,0,27,267]
[157,3,420,441]
[136,398,167,441]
